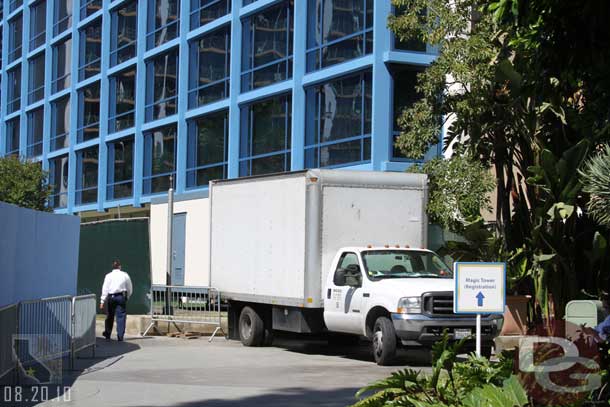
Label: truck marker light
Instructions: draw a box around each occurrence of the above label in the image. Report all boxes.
[404,245,410,248]
[367,244,372,248]
[309,177,318,183]
[395,244,400,248]
[384,244,389,248]
[307,297,313,303]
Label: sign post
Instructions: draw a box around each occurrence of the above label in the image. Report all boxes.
[453,262,506,357]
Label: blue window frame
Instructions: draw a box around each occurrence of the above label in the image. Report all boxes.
[190,0,230,30]
[27,107,44,157]
[241,1,293,92]
[52,38,72,93]
[188,25,230,109]
[145,49,179,122]
[5,117,20,156]
[75,146,98,205]
[147,0,179,50]
[106,137,134,200]
[143,124,177,194]
[30,1,46,50]
[7,67,22,114]
[8,14,23,63]
[239,94,291,177]
[80,0,101,20]
[51,95,70,151]
[79,19,102,80]
[54,0,73,36]
[49,154,69,208]
[306,0,373,72]
[305,71,372,168]
[109,68,136,133]
[28,53,45,104]
[77,81,100,142]
[110,0,137,67]
[186,109,228,188]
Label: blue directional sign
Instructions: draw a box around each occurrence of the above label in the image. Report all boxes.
[454,262,506,314]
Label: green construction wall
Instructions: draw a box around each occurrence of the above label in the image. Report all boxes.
[78,218,151,315]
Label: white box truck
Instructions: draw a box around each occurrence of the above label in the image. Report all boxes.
[203,170,503,365]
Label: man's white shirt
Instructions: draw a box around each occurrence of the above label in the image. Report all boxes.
[101,269,133,304]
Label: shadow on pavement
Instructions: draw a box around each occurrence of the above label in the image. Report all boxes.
[131,386,366,407]
[0,336,141,407]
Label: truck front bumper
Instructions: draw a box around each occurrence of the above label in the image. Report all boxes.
[391,313,503,347]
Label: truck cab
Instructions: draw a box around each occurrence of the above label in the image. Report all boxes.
[324,247,503,365]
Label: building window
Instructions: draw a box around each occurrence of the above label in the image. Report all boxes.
[109,69,136,133]
[30,1,47,50]
[110,0,137,66]
[188,25,230,109]
[7,68,22,114]
[306,0,373,72]
[305,71,372,168]
[5,118,20,156]
[393,6,426,52]
[392,66,422,159]
[28,53,45,104]
[49,155,69,208]
[239,95,291,176]
[80,0,101,20]
[107,137,134,200]
[10,0,23,13]
[75,146,98,205]
[186,110,228,188]
[77,81,100,142]
[190,0,230,30]
[8,14,23,63]
[0,31,3,67]
[79,19,102,80]
[27,108,44,157]
[145,49,179,122]
[54,0,73,36]
[147,0,179,50]
[241,1,293,91]
[51,96,70,151]
[143,124,176,194]
[52,38,72,93]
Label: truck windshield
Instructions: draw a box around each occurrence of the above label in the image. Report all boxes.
[361,250,452,279]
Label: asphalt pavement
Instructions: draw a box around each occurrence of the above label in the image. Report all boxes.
[31,333,432,407]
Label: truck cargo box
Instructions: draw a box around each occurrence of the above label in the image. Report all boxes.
[209,170,428,308]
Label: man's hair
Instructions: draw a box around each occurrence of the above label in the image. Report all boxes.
[112,260,121,269]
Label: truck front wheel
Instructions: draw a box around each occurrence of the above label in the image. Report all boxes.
[239,306,264,346]
[372,316,397,365]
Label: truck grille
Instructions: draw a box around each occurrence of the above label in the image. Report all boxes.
[422,292,455,316]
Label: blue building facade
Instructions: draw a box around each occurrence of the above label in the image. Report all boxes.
[0,0,439,215]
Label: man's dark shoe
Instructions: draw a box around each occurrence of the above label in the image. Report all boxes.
[103,332,110,340]
[117,337,123,342]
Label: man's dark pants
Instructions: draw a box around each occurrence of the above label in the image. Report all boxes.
[104,293,127,340]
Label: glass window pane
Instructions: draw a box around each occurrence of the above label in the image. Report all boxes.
[8,68,22,114]
[107,138,134,200]
[53,38,72,93]
[5,118,20,156]
[54,0,73,36]
[80,0,101,19]
[190,0,230,29]
[110,69,136,132]
[27,108,44,157]
[79,19,102,80]
[49,155,69,208]
[143,124,176,194]
[146,50,178,121]
[9,14,23,63]
[76,147,98,204]
[188,26,230,108]
[148,0,179,49]
[51,96,70,151]
[78,82,100,142]
[111,0,137,66]
[28,53,45,104]
[30,1,46,50]
[186,110,228,187]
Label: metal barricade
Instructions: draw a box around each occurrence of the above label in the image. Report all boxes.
[17,296,73,374]
[143,285,225,341]
[0,304,17,382]
[71,294,97,369]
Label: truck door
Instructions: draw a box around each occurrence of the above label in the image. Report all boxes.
[323,252,365,334]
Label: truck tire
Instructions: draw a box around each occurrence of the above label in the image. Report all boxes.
[372,316,397,365]
[239,306,264,347]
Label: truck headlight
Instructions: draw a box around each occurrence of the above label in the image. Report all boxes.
[397,297,421,314]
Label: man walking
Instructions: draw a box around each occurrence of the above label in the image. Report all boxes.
[100,260,133,341]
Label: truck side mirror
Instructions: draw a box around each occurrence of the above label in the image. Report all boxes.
[334,269,347,286]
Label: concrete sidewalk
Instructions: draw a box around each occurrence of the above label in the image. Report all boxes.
[36,334,430,407]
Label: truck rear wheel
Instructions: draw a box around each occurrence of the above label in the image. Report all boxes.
[239,306,264,346]
[372,316,397,365]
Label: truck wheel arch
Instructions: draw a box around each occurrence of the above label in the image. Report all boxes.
[365,306,391,338]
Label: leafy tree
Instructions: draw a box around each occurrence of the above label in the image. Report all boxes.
[0,156,52,211]
[389,0,610,319]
